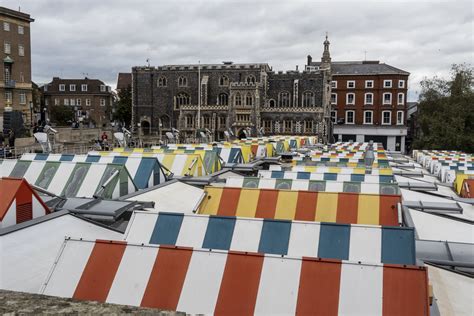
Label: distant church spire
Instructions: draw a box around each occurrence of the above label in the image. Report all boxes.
[321,32,331,67]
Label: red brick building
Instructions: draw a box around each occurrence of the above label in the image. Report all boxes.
[42,77,114,127]
[0,6,34,126]
[308,51,409,152]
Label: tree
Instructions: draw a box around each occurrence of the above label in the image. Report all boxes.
[414,64,474,152]
[49,105,74,126]
[113,86,132,127]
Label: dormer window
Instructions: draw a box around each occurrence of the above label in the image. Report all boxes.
[59,84,65,91]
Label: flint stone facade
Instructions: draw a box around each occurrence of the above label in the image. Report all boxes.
[132,42,332,142]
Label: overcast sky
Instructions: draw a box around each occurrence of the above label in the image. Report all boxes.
[4,0,473,100]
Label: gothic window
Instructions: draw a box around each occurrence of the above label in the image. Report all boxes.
[245,93,253,106]
[269,99,276,107]
[235,93,242,106]
[303,91,315,107]
[176,92,190,107]
[158,77,167,87]
[304,120,313,133]
[284,120,292,133]
[203,116,211,128]
[246,75,256,84]
[218,93,228,105]
[279,92,290,107]
[185,115,194,128]
[218,116,226,128]
[219,76,229,86]
[178,76,187,87]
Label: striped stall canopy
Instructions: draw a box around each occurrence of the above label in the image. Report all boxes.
[125,211,416,265]
[293,157,391,168]
[198,187,401,226]
[258,170,395,183]
[0,177,50,229]
[153,145,244,164]
[269,165,394,176]
[460,178,474,198]
[89,151,206,177]
[225,177,400,195]
[0,160,137,199]
[21,153,166,189]
[41,239,429,315]
[149,149,221,174]
[455,174,474,194]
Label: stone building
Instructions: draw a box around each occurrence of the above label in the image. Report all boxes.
[132,38,332,142]
[0,6,34,126]
[42,77,114,127]
[132,36,409,149]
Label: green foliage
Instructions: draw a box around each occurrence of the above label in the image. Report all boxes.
[414,64,474,153]
[49,105,74,126]
[113,87,132,126]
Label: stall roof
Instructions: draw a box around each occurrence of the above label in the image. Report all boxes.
[0,211,122,293]
[427,265,474,316]
[224,177,400,195]
[121,180,205,214]
[198,186,401,226]
[41,238,430,315]
[0,177,51,229]
[3,160,138,199]
[125,211,416,265]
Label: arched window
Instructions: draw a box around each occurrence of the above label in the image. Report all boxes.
[219,76,229,86]
[158,77,167,87]
[269,99,276,107]
[280,92,290,107]
[176,92,190,107]
[235,93,242,106]
[218,93,228,106]
[246,75,256,84]
[178,76,187,87]
[303,91,314,107]
[245,93,253,106]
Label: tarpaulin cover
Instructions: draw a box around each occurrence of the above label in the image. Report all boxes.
[41,239,429,315]
[258,170,394,183]
[226,177,400,195]
[0,177,50,228]
[125,211,416,265]
[21,153,166,189]
[198,187,400,226]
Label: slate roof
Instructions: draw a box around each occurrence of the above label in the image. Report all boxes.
[310,61,409,75]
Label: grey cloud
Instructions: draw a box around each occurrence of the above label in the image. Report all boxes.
[7,0,473,100]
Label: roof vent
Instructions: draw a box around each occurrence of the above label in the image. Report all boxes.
[222,61,233,65]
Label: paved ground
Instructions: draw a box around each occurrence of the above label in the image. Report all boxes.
[0,290,184,315]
